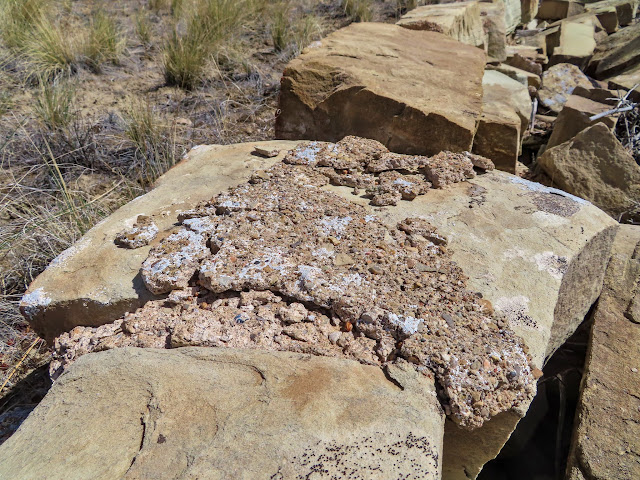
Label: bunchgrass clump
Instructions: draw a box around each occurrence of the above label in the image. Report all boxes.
[0,0,48,49]
[23,16,78,79]
[342,0,373,22]
[270,2,291,52]
[82,11,125,72]
[121,99,179,185]
[135,10,153,46]
[33,79,75,130]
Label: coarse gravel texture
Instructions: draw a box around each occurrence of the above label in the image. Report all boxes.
[51,138,534,429]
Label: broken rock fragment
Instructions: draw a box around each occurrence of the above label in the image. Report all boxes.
[114,215,158,249]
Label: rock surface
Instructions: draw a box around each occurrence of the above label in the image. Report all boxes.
[397,1,485,47]
[588,22,640,79]
[275,23,486,156]
[472,70,532,173]
[538,63,594,112]
[546,87,618,148]
[538,123,640,221]
[537,0,585,20]
[481,1,508,61]
[19,140,299,342]
[0,347,445,480]
[19,139,618,479]
[566,225,640,480]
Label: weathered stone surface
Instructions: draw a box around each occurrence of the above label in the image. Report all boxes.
[21,139,617,479]
[537,0,586,20]
[585,0,640,27]
[538,63,594,112]
[505,47,545,76]
[0,347,445,479]
[588,22,640,79]
[480,1,508,61]
[486,63,541,88]
[538,123,640,221]
[522,0,540,23]
[546,86,618,148]
[607,62,640,100]
[19,140,299,342]
[547,19,598,68]
[472,70,532,173]
[497,0,524,33]
[566,225,640,480]
[275,23,486,156]
[397,1,485,47]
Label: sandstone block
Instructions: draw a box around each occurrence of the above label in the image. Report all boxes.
[537,0,586,20]
[566,225,640,480]
[397,1,485,47]
[546,86,618,148]
[588,22,640,79]
[20,140,617,479]
[538,63,594,112]
[0,348,445,479]
[538,123,640,221]
[585,0,640,27]
[480,2,508,61]
[472,70,532,173]
[275,23,486,156]
[486,63,542,88]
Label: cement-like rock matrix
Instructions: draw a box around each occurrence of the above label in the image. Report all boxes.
[52,138,534,429]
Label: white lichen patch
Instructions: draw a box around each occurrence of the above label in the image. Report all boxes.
[20,287,52,319]
[534,251,568,280]
[114,215,159,249]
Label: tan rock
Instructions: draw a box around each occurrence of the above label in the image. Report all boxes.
[21,140,617,479]
[546,19,598,68]
[566,225,640,480]
[588,22,640,79]
[480,1,508,61]
[397,1,485,47]
[538,123,640,221]
[472,70,533,173]
[19,141,299,342]
[275,23,486,156]
[497,0,524,33]
[505,47,545,76]
[486,63,542,88]
[538,63,594,112]
[521,0,540,23]
[0,347,445,479]
[546,87,618,148]
[536,0,586,20]
[585,0,640,27]
[607,62,640,100]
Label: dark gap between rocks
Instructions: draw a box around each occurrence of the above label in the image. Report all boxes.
[477,308,594,480]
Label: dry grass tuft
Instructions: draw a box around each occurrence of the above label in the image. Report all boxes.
[33,79,76,130]
[82,10,125,72]
[342,0,373,22]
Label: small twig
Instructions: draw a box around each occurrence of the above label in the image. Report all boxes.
[0,338,42,395]
[589,104,636,121]
[530,97,538,132]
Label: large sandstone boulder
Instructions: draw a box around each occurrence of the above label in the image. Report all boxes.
[20,140,617,479]
[275,23,486,156]
[607,62,640,99]
[546,19,598,68]
[538,123,640,221]
[19,140,300,342]
[588,22,640,79]
[585,0,640,27]
[472,70,532,173]
[0,347,445,479]
[397,1,485,47]
[546,86,618,148]
[566,225,640,480]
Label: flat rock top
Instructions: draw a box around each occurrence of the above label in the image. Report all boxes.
[286,22,485,133]
[20,141,299,341]
[0,347,444,480]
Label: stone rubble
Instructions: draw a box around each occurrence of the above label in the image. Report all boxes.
[56,139,534,430]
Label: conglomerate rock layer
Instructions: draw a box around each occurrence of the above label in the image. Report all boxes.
[51,137,535,430]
